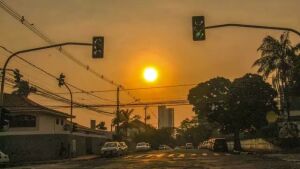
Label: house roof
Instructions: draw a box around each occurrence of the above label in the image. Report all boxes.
[2,93,73,118]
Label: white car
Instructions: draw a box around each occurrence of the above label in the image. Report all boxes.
[136,142,151,151]
[100,142,123,157]
[0,151,9,163]
[119,142,128,154]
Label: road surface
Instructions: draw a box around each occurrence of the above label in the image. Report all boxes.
[9,149,300,169]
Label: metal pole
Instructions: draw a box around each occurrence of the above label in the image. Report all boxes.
[144,105,148,125]
[205,23,300,37]
[64,84,73,125]
[116,86,120,135]
[0,42,91,126]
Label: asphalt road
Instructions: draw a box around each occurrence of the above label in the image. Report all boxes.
[8,149,300,169]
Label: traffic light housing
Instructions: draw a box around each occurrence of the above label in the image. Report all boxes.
[58,73,65,87]
[192,16,206,41]
[92,36,104,58]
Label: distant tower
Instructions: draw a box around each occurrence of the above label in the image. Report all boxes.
[158,105,174,129]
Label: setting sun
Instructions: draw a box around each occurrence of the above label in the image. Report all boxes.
[143,67,158,82]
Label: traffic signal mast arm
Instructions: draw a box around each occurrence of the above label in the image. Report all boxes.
[205,23,300,37]
[0,42,92,123]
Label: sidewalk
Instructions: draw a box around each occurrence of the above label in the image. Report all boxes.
[5,154,101,168]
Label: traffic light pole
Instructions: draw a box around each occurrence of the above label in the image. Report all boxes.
[0,42,91,126]
[205,23,300,37]
[116,86,120,135]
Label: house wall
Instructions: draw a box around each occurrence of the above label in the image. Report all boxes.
[0,133,107,163]
[6,112,66,134]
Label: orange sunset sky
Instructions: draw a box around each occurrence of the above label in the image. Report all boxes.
[1,0,300,128]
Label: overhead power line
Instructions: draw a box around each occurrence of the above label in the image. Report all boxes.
[4,75,115,116]
[0,0,138,101]
[44,83,198,94]
[0,45,116,103]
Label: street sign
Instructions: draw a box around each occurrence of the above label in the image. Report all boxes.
[192,16,205,41]
[92,36,104,58]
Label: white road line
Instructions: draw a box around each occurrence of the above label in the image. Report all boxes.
[202,153,208,156]
[178,154,185,158]
[191,153,197,157]
[134,155,145,158]
[124,155,133,159]
[225,153,231,156]
[213,153,220,156]
[156,153,165,158]
[145,154,153,158]
[168,154,175,157]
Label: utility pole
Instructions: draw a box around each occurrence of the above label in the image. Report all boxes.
[144,105,148,125]
[116,86,120,135]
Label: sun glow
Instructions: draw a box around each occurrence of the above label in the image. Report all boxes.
[143,67,158,82]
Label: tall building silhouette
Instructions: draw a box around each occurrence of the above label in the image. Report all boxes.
[158,105,174,129]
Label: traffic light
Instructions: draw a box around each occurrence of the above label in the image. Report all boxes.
[92,36,104,58]
[192,16,206,41]
[58,73,65,87]
[13,69,22,83]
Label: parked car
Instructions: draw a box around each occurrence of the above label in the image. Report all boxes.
[0,151,9,163]
[185,143,194,149]
[100,142,123,157]
[158,145,172,150]
[136,142,151,151]
[119,142,128,154]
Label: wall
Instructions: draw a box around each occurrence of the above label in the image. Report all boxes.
[0,133,107,163]
[227,138,281,152]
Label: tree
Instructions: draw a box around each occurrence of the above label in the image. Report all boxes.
[228,74,277,150]
[188,74,277,151]
[112,109,141,138]
[96,121,107,130]
[12,80,36,97]
[176,116,217,146]
[253,32,300,119]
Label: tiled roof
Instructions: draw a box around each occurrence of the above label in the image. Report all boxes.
[2,93,73,118]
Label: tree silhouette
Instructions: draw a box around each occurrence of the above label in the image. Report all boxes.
[253,32,300,119]
[96,121,107,130]
[12,80,37,97]
[188,74,277,151]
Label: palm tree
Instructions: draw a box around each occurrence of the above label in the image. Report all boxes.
[12,80,37,97]
[112,109,141,138]
[253,32,300,120]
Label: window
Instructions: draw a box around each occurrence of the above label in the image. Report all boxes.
[10,115,36,127]
[60,119,64,125]
[56,118,59,125]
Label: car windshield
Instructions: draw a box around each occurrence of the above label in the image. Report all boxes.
[103,142,117,147]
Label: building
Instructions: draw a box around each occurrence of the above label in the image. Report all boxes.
[0,94,112,163]
[158,105,174,129]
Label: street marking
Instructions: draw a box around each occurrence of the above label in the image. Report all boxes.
[156,153,165,158]
[168,154,175,157]
[134,155,145,158]
[145,154,153,158]
[178,154,185,158]
[213,153,220,156]
[225,153,231,156]
[191,153,197,157]
[202,153,208,156]
[124,155,133,159]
